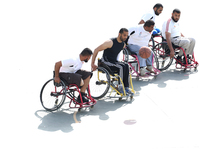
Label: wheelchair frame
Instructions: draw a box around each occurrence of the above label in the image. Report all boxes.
[40,77,96,112]
[123,46,161,80]
[153,40,199,71]
[90,59,135,101]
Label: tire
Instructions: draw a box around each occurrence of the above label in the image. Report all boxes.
[123,48,129,62]
[153,42,173,71]
[89,67,111,99]
[40,79,66,111]
[152,49,159,70]
[149,36,155,50]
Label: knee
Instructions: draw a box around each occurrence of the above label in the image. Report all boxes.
[80,79,84,86]
[190,38,196,44]
[183,39,190,47]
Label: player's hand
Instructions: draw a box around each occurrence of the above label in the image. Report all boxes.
[91,64,98,71]
[170,51,175,59]
[54,76,61,84]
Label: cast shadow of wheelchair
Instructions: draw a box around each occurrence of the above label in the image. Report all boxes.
[35,98,134,133]
[35,108,75,133]
[133,65,196,92]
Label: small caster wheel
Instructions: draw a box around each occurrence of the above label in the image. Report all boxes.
[119,97,122,101]
[78,108,82,112]
[90,105,94,109]
[130,95,133,99]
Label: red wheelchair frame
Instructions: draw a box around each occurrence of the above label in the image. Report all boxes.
[123,46,161,80]
[153,38,199,71]
[40,77,96,112]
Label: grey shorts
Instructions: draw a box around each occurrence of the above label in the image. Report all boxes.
[59,70,92,86]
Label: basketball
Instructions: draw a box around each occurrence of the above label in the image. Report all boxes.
[139,46,151,59]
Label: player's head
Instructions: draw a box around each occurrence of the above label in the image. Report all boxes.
[153,3,163,16]
[118,28,128,42]
[144,20,155,32]
[80,48,93,62]
[172,9,181,22]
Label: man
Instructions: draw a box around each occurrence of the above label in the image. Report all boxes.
[139,3,163,25]
[91,28,133,95]
[162,9,195,62]
[54,48,93,103]
[127,20,155,76]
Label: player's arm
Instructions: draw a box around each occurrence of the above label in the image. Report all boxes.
[91,40,113,71]
[54,61,62,83]
[139,13,152,24]
[138,20,145,24]
[165,32,175,59]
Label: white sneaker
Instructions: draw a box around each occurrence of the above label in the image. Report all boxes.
[140,67,146,76]
[146,66,156,74]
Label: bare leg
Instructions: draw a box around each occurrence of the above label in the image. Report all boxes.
[80,75,91,93]
[80,79,84,86]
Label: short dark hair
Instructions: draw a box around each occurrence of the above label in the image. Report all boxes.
[173,9,181,14]
[153,3,163,9]
[144,20,155,27]
[119,28,128,34]
[80,48,93,56]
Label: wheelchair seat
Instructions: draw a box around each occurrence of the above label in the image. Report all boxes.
[98,59,118,76]
[53,71,70,87]
[162,37,180,49]
[172,43,180,49]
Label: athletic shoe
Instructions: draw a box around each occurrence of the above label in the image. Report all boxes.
[146,66,156,74]
[77,92,89,103]
[140,67,146,76]
[125,87,134,96]
[118,85,125,95]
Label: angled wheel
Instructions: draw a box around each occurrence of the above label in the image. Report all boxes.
[122,48,129,62]
[90,67,111,99]
[153,42,173,71]
[152,50,159,70]
[40,79,66,111]
[149,36,155,50]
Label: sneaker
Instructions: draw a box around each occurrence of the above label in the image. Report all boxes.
[146,66,156,74]
[118,85,125,95]
[77,92,89,103]
[176,56,186,64]
[140,67,146,76]
[186,55,191,64]
[125,87,134,96]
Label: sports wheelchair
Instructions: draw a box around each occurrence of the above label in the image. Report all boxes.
[153,37,199,71]
[149,32,163,50]
[89,59,135,101]
[123,46,160,80]
[40,72,96,112]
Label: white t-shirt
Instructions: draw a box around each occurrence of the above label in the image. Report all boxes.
[141,9,156,22]
[59,55,83,73]
[128,25,152,47]
[162,18,181,39]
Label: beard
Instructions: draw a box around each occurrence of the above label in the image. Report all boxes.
[172,16,179,22]
[155,10,159,16]
[120,35,126,42]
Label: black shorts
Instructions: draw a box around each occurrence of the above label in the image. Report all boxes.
[59,70,92,87]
